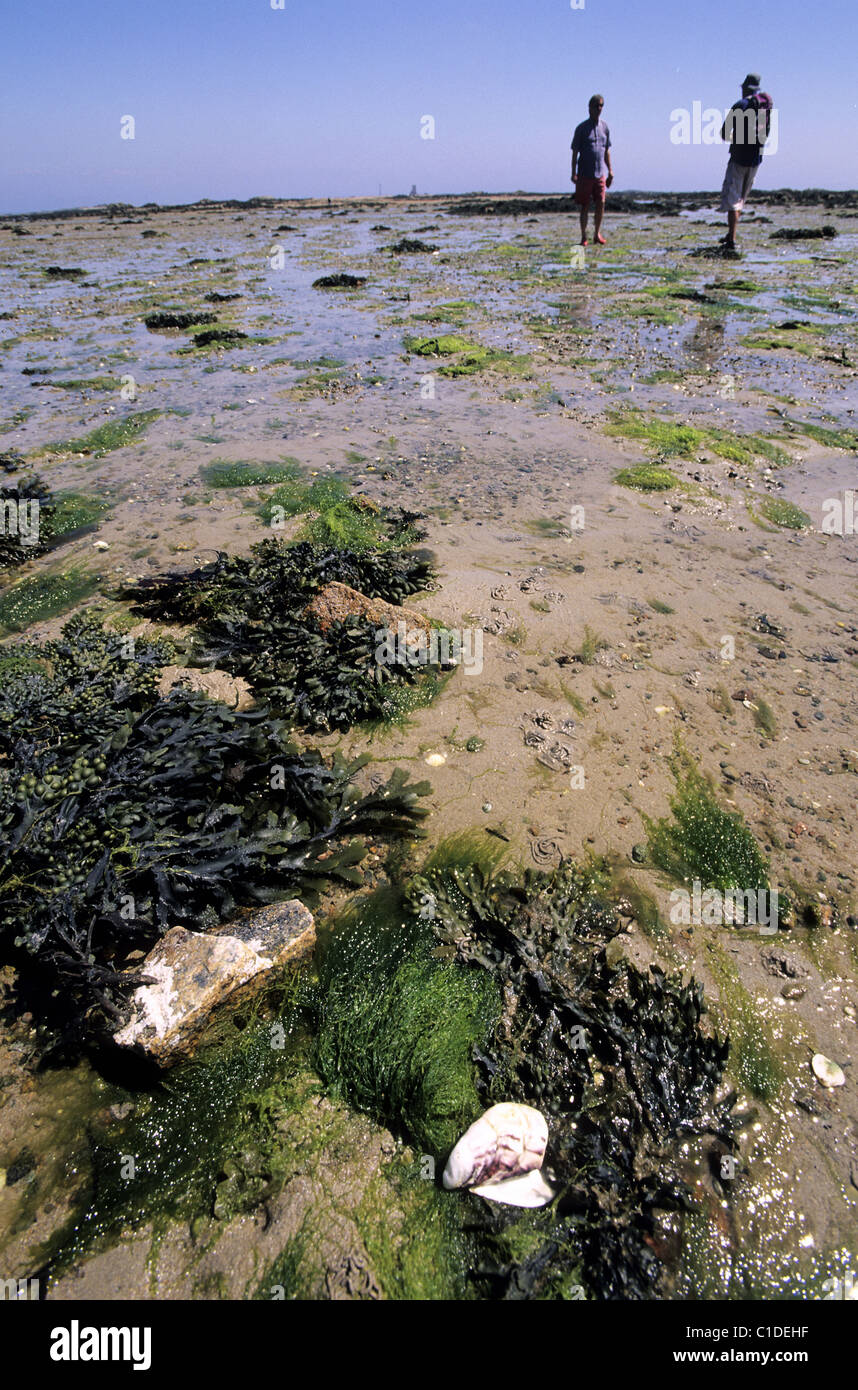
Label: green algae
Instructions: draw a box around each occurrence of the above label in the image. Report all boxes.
[704,940,785,1101]
[47,492,110,536]
[404,334,529,378]
[254,1229,313,1300]
[577,625,609,662]
[613,300,681,326]
[707,277,762,293]
[258,474,418,552]
[607,410,791,467]
[49,376,117,392]
[643,368,686,384]
[607,411,701,457]
[420,830,510,882]
[614,462,678,491]
[354,1155,472,1300]
[410,300,476,326]
[41,1001,317,1277]
[34,410,161,458]
[200,458,302,489]
[0,568,100,633]
[751,695,778,738]
[367,666,453,731]
[313,892,500,1154]
[785,418,858,451]
[740,329,821,357]
[757,496,811,530]
[643,741,771,898]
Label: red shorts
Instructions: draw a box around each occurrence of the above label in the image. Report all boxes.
[574,176,606,207]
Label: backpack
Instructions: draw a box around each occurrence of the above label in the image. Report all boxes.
[747,92,773,146]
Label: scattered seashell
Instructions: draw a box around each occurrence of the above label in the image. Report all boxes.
[812,1053,845,1088]
[443,1103,548,1193]
[424,753,446,767]
[469,1169,555,1208]
[93,540,110,551]
[654,706,672,715]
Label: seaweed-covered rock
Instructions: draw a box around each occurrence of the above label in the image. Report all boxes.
[42,266,86,280]
[312,273,366,289]
[122,537,440,730]
[770,225,837,240]
[113,901,315,1065]
[191,327,248,347]
[405,856,734,1300]
[387,238,438,254]
[0,476,108,570]
[144,310,217,330]
[0,613,429,1042]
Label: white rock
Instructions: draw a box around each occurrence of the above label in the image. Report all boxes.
[812,1053,846,1088]
[424,753,447,767]
[443,1102,548,1192]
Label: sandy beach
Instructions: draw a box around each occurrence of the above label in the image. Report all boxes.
[1,189,856,1301]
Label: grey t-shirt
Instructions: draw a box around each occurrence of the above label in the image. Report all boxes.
[572,118,611,178]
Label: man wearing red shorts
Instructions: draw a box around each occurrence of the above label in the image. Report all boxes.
[571,94,613,246]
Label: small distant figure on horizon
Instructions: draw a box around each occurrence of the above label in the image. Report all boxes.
[719,72,773,250]
[571,94,613,247]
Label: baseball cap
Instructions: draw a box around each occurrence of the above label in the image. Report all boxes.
[742,73,761,91]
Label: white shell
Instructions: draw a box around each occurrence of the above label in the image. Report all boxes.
[424,753,447,767]
[470,1170,555,1208]
[812,1053,846,1088]
[443,1103,548,1192]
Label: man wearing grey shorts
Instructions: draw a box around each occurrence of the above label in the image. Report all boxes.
[719,72,773,250]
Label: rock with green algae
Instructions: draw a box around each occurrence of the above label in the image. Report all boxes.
[42,1063,467,1301]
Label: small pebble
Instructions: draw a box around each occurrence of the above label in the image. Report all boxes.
[812,1053,845,1088]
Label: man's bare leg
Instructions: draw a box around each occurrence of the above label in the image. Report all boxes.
[579,205,588,245]
[725,209,739,248]
[594,201,606,244]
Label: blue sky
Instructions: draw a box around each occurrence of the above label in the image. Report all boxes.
[2,0,856,213]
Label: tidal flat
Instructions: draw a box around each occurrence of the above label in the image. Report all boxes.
[0,191,856,1301]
